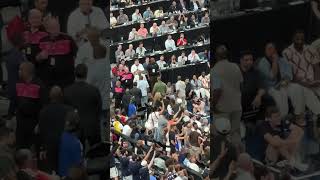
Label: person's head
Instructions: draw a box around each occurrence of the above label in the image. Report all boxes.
[75,64,88,80]
[135,9,140,14]
[15,149,33,169]
[139,75,144,80]
[147,6,151,11]
[110,12,113,17]
[19,62,35,81]
[93,44,106,59]
[152,23,157,28]
[171,55,176,61]
[181,51,185,56]
[87,27,100,46]
[180,33,184,39]
[191,14,196,20]
[238,153,254,173]
[177,76,182,81]
[145,57,150,63]
[67,165,88,180]
[168,35,172,40]
[140,23,144,28]
[265,42,277,58]
[157,76,162,82]
[191,49,196,55]
[240,51,254,72]
[119,9,124,15]
[170,16,175,21]
[122,141,129,148]
[34,0,48,12]
[172,1,177,6]
[120,59,126,66]
[28,9,42,28]
[118,45,122,50]
[293,30,305,51]
[266,106,281,127]
[150,57,156,63]
[201,71,205,77]
[116,80,121,87]
[79,0,93,14]
[139,42,143,47]
[192,75,197,79]
[185,78,189,83]
[129,44,133,49]
[160,55,164,61]
[134,59,140,66]
[49,86,63,103]
[65,110,80,132]
[46,17,60,36]
[205,11,209,17]
[215,45,228,61]
[161,21,166,25]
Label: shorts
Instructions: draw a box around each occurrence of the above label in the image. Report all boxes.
[110,167,119,178]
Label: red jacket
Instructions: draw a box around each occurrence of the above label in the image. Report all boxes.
[177,38,187,46]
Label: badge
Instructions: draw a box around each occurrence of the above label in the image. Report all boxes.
[50,57,55,66]
[152,69,155,73]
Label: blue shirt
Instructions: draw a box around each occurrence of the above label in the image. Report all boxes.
[58,132,83,176]
[257,56,293,89]
[128,103,137,117]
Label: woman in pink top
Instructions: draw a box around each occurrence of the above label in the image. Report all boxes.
[137,23,148,38]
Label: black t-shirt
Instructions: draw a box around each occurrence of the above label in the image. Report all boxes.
[241,67,262,109]
[147,63,160,76]
[169,131,176,153]
[189,130,200,147]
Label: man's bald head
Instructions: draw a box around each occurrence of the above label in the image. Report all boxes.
[46,17,60,35]
[50,86,63,103]
[28,9,42,28]
[19,62,35,81]
[238,153,254,173]
[215,45,228,61]
[79,0,93,14]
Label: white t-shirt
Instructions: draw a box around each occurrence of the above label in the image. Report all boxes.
[175,80,186,97]
[188,53,200,62]
[157,60,167,69]
[165,39,177,51]
[131,64,145,74]
[67,7,108,42]
[137,79,149,97]
[122,125,132,136]
[178,56,187,65]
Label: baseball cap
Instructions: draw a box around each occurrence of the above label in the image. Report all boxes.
[214,117,231,134]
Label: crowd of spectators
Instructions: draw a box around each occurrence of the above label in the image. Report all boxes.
[0,0,108,179]
[110,0,211,179]
[211,30,320,179]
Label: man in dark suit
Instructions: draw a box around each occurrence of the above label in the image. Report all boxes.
[38,86,73,173]
[129,82,142,108]
[64,64,102,147]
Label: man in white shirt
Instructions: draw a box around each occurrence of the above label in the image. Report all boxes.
[115,45,124,62]
[150,23,159,35]
[122,122,133,137]
[137,75,150,107]
[125,44,136,59]
[128,28,138,40]
[131,59,145,82]
[175,76,186,102]
[136,42,147,56]
[67,0,108,46]
[132,9,143,22]
[157,55,167,69]
[188,49,200,63]
[165,35,177,51]
[178,51,188,65]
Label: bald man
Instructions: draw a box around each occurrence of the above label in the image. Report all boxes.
[38,86,73,172]
[235,153,255,180]
[212,45,243,145]
[16,62,48,149]
[23,9,48,65]
[67,0,108,46]
[37,17,77,88]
